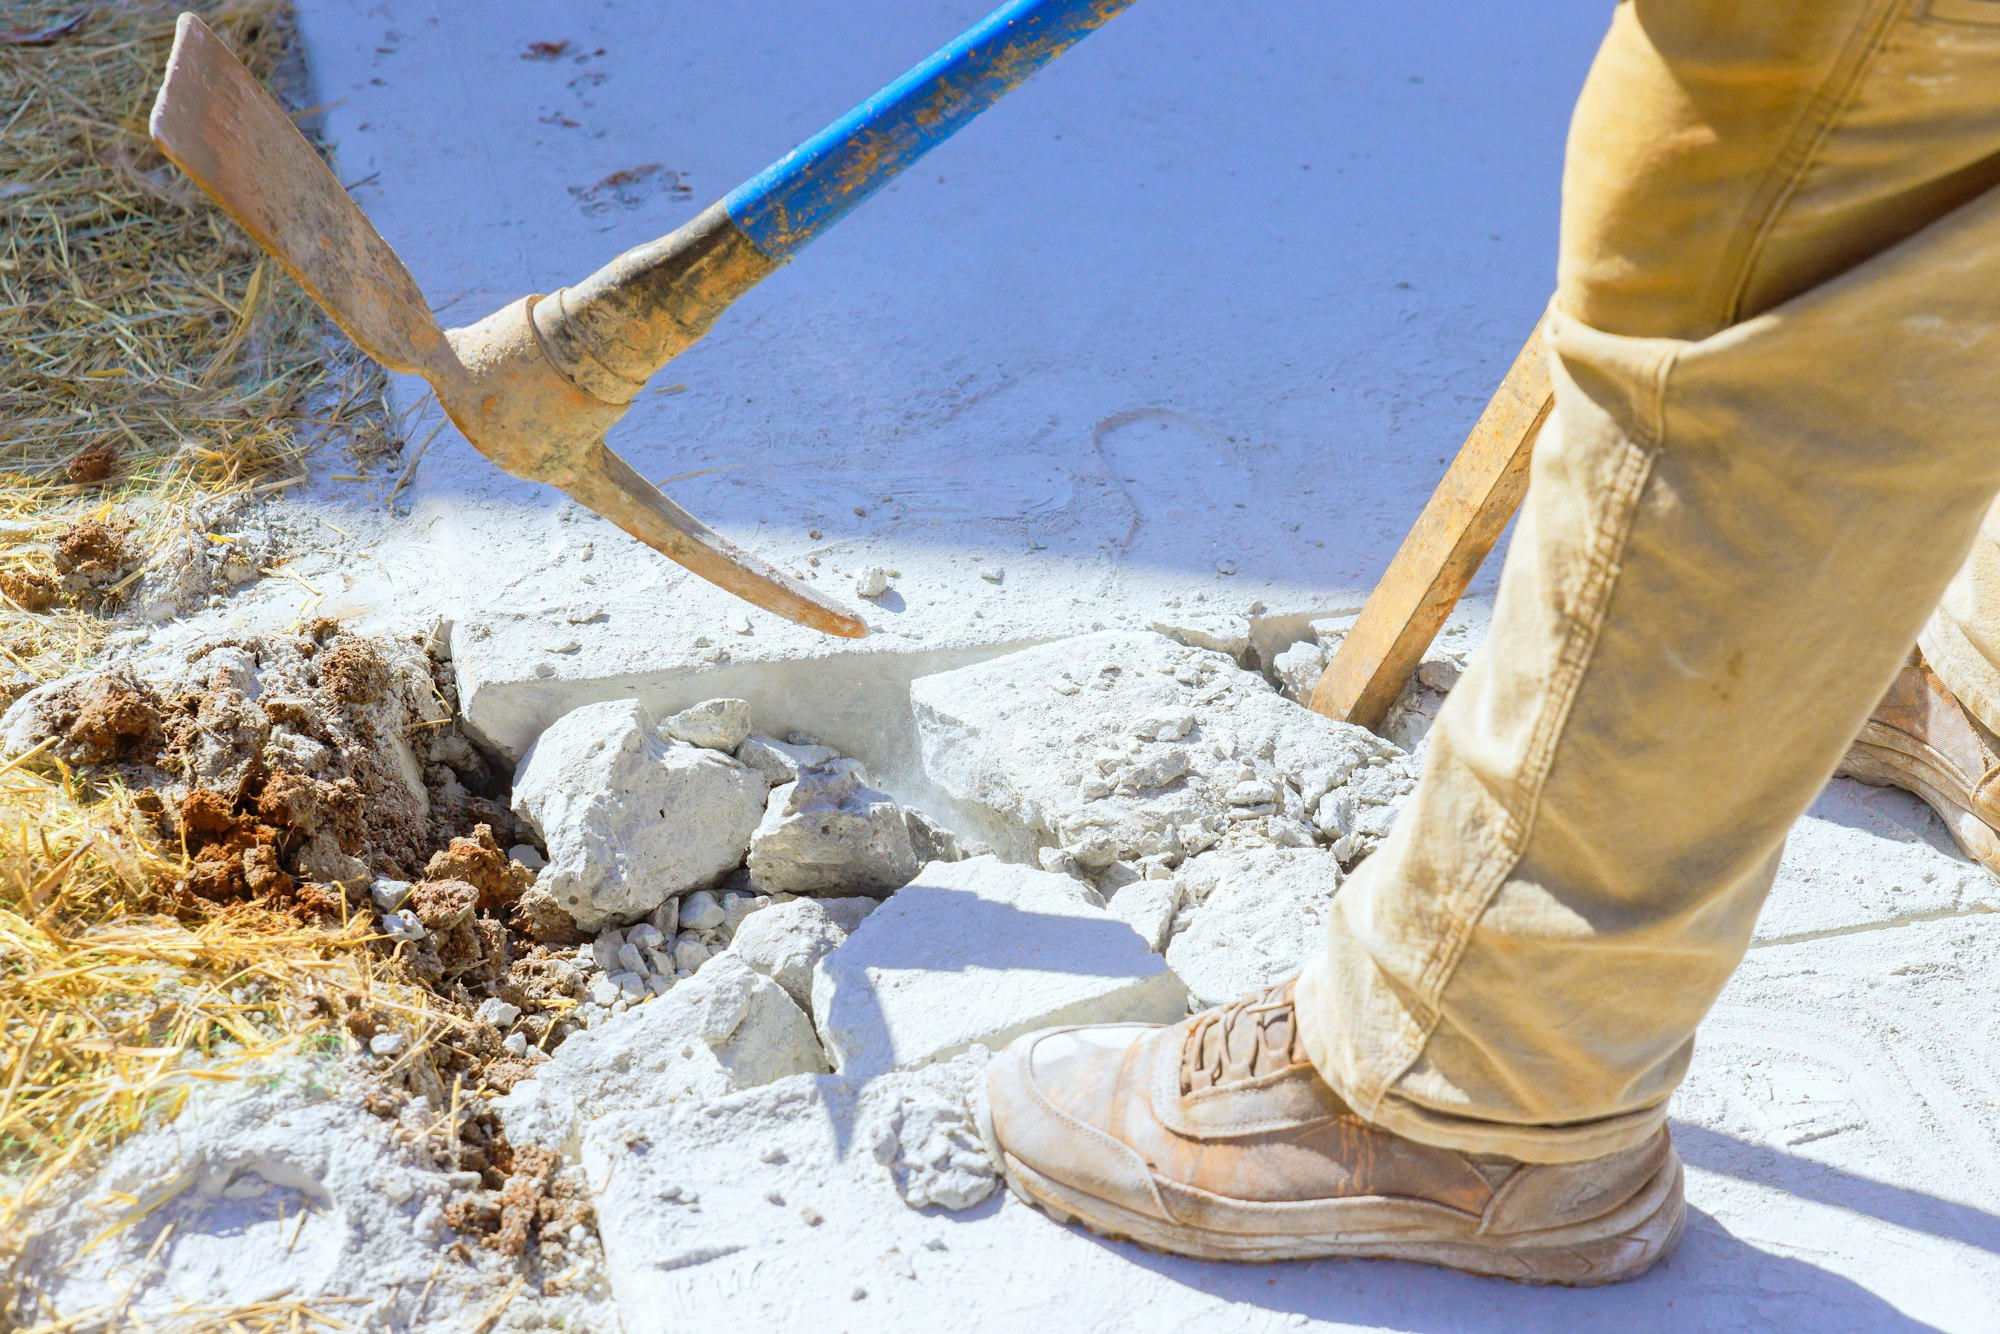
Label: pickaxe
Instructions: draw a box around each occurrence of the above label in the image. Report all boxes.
[150,0,1138,640]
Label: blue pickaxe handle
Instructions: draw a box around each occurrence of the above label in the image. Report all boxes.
[725,0,1139,261]
[532,0,1139,402]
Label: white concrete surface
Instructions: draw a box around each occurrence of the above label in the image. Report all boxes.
[812,856,1186,1078]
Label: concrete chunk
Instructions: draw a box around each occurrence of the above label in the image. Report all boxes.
[496,953,826,1154]
[1166,847,1341,1007]
[911,631,1412,867]
[727,896,857,1007]
[662,697,751,752]
[746,759,925,897]
[511,699,766,931]
[735,733,841,786]
[812,855,1185,1079]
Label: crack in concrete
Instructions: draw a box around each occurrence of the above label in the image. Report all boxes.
[1751,900,2000,949]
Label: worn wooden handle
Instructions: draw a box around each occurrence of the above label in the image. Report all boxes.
[1309,319,1553,729]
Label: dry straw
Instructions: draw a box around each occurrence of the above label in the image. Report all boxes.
[0,0,395,688]
[0,4,452,1325]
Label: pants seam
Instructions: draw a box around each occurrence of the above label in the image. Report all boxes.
[1377,339,1679,1115]
[1707,0,1911,329]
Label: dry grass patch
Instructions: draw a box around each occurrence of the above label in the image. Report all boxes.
[0,6,466,1323]
[0,0,394,690]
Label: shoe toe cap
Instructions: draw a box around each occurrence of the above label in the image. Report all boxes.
[985,1025,1171,1221]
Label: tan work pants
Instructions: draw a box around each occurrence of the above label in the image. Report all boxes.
[1297,0,2000,1163]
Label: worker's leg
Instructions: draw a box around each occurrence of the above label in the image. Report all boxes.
[1297,0,2000,1162]
[982,0,2000,1280]
[1836,506,2000,873]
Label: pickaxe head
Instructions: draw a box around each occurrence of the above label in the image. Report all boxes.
[149,14,865,638]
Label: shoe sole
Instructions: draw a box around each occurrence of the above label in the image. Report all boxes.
[1839,734,2000,876]
[975,1081,1685,1287]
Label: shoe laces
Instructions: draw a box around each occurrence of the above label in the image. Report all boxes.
[1180,977,1304,1094]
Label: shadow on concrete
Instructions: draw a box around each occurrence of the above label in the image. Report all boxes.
[1676,1123,2000,1262]
[1028,1123,1972,1331]
[1806,776,1963,857]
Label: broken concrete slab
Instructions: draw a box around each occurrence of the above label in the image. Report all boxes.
[812,855,1185,1080]
[1165,846,1343,1008]
[510,698,765,930]
[497,953,826,1154]
[911,630,1414,867]
[746,759,928,897]
[1103,876,1183,953]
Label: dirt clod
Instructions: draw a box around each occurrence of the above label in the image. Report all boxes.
[65,441,118,484]
[317,635,391,704]
[0,566,60,612]
[51,518,133,584]
[64,671,162,763]
[425,824,533,914]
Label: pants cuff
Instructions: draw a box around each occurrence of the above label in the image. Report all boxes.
[1295,943,1672,1166]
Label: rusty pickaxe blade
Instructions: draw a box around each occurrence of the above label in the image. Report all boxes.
[149,0,1139,640]
[149,14,862,637]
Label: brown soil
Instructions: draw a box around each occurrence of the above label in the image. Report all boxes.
[12,627,612,1248]
[51,518,134,585]
[65,442,118,485]
[316,636,391,705]
[15,668,163,764]
[0,567,61,613]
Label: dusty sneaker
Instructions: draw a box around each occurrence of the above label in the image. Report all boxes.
[1839,657,2000,875]
[978,978,1684,1286]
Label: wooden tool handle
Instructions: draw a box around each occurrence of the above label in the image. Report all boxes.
[1309,320,1553,729]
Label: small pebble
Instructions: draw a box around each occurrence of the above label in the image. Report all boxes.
[588,978,621,1007]
[854,565,891,599]
[379,909,426,943]
[369,878,412,912]
[980,566,1004,583]
[765,1190,785,1205]
[800,1206,823,1226]
[721,890,768,934]
[679,890,725,931]
[503,1031,530,1057]
[369,1032,408,1058]
[672,935,712,973]
[474,998,521,1028]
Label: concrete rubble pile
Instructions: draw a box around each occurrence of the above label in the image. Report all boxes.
[19,628,1453,1331]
